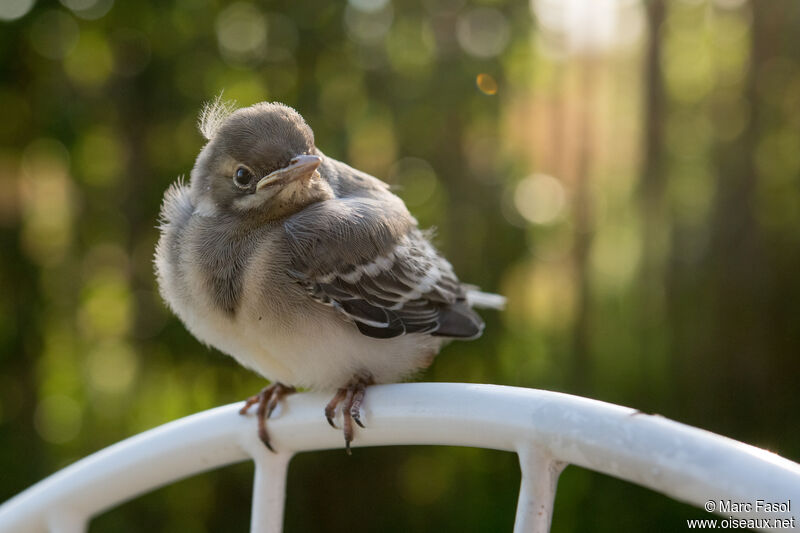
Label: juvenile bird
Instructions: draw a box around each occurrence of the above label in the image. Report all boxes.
[155,100,504,452]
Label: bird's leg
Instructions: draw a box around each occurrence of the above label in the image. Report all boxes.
[239,382,296,452]
[324,374,373,455]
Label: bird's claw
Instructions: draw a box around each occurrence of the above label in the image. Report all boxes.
[260,426,275,453]
[324,388,346,429]
[239,383,296,452]
[238,394,260,415]
[326,415,338,429]
[325,375,372,454]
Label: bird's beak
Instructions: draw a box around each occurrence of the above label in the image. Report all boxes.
[256,154,322,191]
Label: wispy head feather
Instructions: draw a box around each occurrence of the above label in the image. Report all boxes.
[199,94,237,140]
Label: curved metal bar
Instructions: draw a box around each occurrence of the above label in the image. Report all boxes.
[0,384,798,533]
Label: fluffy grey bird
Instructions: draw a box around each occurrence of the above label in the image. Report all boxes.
[155,100,504,452]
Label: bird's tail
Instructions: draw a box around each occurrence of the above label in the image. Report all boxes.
[465,288,506,310]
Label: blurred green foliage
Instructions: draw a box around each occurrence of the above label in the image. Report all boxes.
[1,0,799,531]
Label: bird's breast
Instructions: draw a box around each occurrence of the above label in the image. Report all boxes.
[159,215,444,389]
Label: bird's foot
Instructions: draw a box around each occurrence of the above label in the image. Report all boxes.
[324,374,373,455]
[239,382,296,452]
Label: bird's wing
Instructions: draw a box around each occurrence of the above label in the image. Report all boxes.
[283,197,484,339]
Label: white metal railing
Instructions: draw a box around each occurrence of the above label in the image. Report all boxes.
[0,383,798,532]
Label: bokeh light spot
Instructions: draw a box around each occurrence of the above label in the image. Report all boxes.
[64,31,114,87]
[34,395,83,444]
[344,3,393,45]
[60,0,96,10]
[318,72,366,122]
[591,219,642,292]
[79,271,133,339]
[347,112,397,177]
[456,7,510,58]
[87,341,139,394]
[513,173,567,225]
[532,0,644,57]
[503,260,576,331]
[216,2,267,64]
[0,0,35,21]
[19,139,75,265]
[661,25,713,103]
[476,73,498,95]
[389,157,441,208]
[347,0,389,13]
[385,17,435,76]
[29,10,80,60]
[59,0,114,20]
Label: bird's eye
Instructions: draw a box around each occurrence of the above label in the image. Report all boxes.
[233,166,254,188]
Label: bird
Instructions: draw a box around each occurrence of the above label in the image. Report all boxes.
[154,100,505,453]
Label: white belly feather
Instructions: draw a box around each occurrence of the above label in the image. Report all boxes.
[156,227,442,390]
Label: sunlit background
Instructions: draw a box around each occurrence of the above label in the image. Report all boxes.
[1,0,799,531]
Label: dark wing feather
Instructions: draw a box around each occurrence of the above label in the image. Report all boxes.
[284,198,484,339]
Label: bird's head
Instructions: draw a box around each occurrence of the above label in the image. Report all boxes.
[189,100,333,220]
